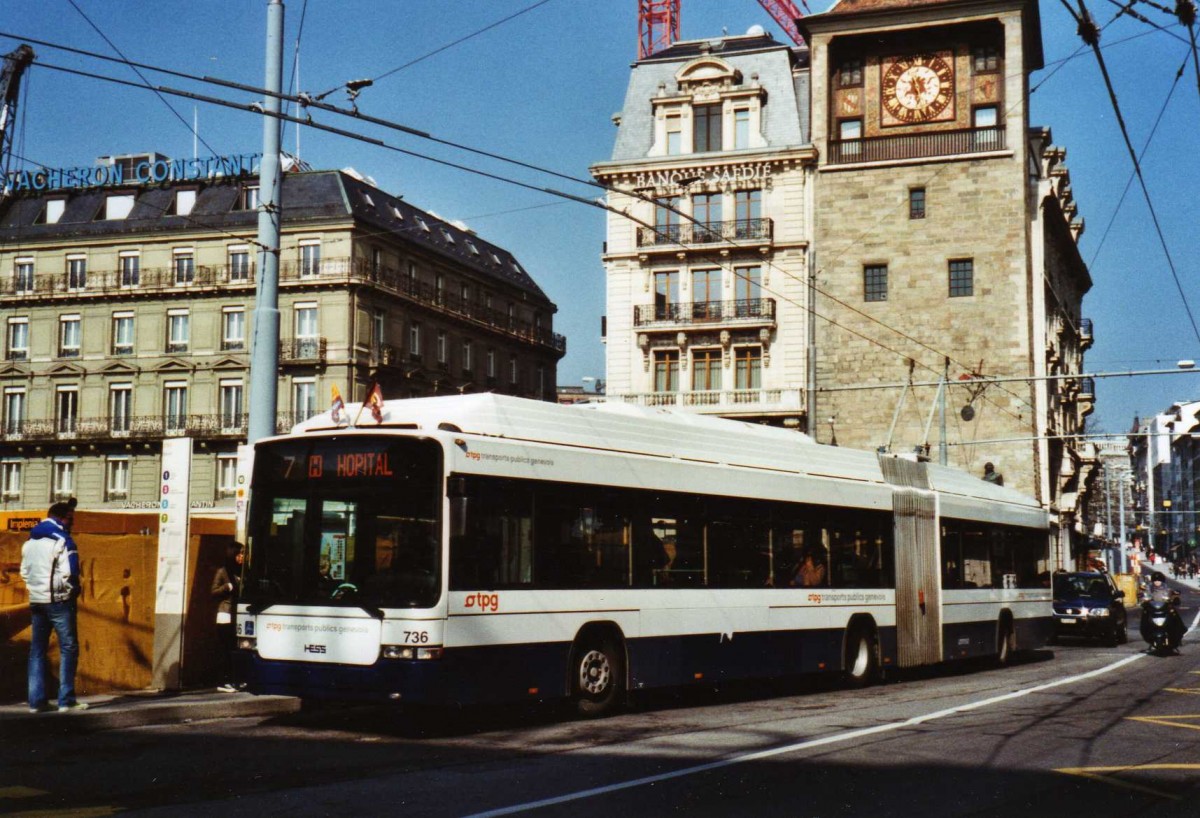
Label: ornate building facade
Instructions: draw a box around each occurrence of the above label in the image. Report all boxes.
[0,159,564,516]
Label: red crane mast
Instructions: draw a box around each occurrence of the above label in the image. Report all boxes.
[637,0,810,58]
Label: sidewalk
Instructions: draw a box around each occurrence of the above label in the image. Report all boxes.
[0,688,300,739]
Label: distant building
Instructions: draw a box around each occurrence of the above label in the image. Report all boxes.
[0,157,564,514]
[1130,402,1200,564]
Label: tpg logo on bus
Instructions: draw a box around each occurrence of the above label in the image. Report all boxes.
[464,593,500,612]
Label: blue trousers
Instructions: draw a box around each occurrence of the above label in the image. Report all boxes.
[28,600,80,709]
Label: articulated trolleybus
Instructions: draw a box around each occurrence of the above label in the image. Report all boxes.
[235,394,1052,715]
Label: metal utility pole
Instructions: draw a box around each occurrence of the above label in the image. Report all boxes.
[1118,471,1128,573]
[248,0,285,444]
[939,357,948,466]
[806,248,818,441]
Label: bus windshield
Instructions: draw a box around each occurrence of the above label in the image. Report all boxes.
[243,435,443,609]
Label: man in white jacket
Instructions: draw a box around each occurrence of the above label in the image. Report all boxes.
[20,500,87,713]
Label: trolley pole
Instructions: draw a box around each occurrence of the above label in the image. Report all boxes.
[248,0,285,444]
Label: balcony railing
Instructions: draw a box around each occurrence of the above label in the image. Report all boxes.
[634,298,775,328]
[1,263,256,299]
[617,388,804,412]
[0,412,331,442]
[1080,317,1094,350]
[829,126,1006,165]
[279,337,327,364]
[636,218,772,249]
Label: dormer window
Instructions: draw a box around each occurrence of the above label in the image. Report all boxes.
[653,56,761,157]
[172,189,197,216]
[693,104,722,152]
[441,227,455,244]
[36,199,65,225]
[102,193,135,220]
[236,185,259,211]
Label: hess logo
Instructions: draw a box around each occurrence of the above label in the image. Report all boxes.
[464,593,500,612]
[303,644,327,654]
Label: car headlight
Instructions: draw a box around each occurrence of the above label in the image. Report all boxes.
[381,645,443,660]
[1089,607,1110,617]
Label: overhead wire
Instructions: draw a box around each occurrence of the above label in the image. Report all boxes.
[63,0,220,158]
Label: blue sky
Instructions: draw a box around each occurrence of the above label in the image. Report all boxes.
[4,0,1198,434]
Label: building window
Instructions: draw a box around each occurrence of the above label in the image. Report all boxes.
[294,304,318,358]
[106,458,130,499]
[487,349,496,380]
[59,315,81,358]
[299,240,321,278]
[41,199,65,225]
[3,388,25,435]
[864,264,888,302]
[237,185,259,211]
[407,261,417,288]
[733,108,751,149]
[537,365,546,398]
[734,190,761,238]
[167,309,190,353]
[109,384,131,433]
[222,307,245,351]
[372,309,385,347]
[14,258,34,293]
[507,354,518,386]
[735,346,762,390]
[293,378,317,422]
[119,252,140,288]
[692,269,721,318]
[6,317,29,361]
[220,380,244,430]
[462,340,474,373]
[409,322,422,359]
[972,45,1001,73]
[436,274,446,304]
[228,246,251,281]
[1,459,21,498]
[52,459,75,499]
[57,387,78,435]
[654,350,680,393]
[371,247,383,275]
[734,265,762,303]
[112,312,135,355]
[654,196,681,242]
[437,330,448,366]
[840,117,862,142]
[104,193,135,220]
[173,249,195,284]
[972,105,1001,149]
[692,348,721,392]
[838,57,864,87]
[974,105,998,128]
[693,104,722,152]
[459,282,471,306]
[173,189,196,216]
[665,112,683,155]
[910,188,926,220]
[66,255,87,290]
[217,455,238,497]
[949,259,974,297]
[693,193,722,242]
[164,382,188,433]
[655,270,679,317]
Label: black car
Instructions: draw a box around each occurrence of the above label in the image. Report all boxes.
[1051,571,1128,645]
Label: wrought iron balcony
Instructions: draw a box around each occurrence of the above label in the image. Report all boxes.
[617,388,804,413]
[1,263,256,299]
[0,413,253,443]
[636,218,772,249]
[829,126,1006,165]
[1080,318,1094,350]
[634,298,775,328]
[279,337,327,364]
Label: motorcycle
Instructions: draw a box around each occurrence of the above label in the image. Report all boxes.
[1140,593,1183,655]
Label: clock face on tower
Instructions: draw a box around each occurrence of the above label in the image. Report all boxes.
[881,52,955,125]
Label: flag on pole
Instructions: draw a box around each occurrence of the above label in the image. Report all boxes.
[366,381,384,424]
[330,385,345,424]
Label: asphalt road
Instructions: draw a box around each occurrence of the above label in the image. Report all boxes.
[5,583,1200,818]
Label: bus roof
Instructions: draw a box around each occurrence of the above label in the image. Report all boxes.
[290,394,1044,514]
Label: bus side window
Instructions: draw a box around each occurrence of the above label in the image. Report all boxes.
[941,521,962,589]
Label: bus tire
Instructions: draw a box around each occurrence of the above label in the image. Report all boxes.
[571,635,625,718]
[996,618,1014,667]
[843,623,878,688]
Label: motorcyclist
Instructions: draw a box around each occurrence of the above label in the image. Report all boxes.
[1141,571,1185,650]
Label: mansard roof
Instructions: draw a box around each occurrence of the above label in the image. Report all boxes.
[0,168,553,306]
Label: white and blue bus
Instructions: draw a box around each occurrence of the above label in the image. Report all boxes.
[235,394,1053,715]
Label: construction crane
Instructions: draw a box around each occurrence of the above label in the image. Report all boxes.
[1,44,36,197]
[638,0,810,58]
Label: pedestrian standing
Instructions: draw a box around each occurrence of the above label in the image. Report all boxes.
[20,500,87,713]
[212,542,244,692]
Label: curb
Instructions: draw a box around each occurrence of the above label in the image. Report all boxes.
[0,692,300,739]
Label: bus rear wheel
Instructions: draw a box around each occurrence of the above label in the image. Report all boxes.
[844,625,878,688]
[571,637,625,718]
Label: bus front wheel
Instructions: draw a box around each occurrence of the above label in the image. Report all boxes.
[571,637,625,718]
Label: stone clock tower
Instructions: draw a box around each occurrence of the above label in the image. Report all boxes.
[800,0,1095,565]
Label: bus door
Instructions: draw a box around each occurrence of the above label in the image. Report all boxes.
[880,457,941,667]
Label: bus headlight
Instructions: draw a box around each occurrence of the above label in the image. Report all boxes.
[237,636,257,651]
[1089,607,1110,617]
[381,645,444,660]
